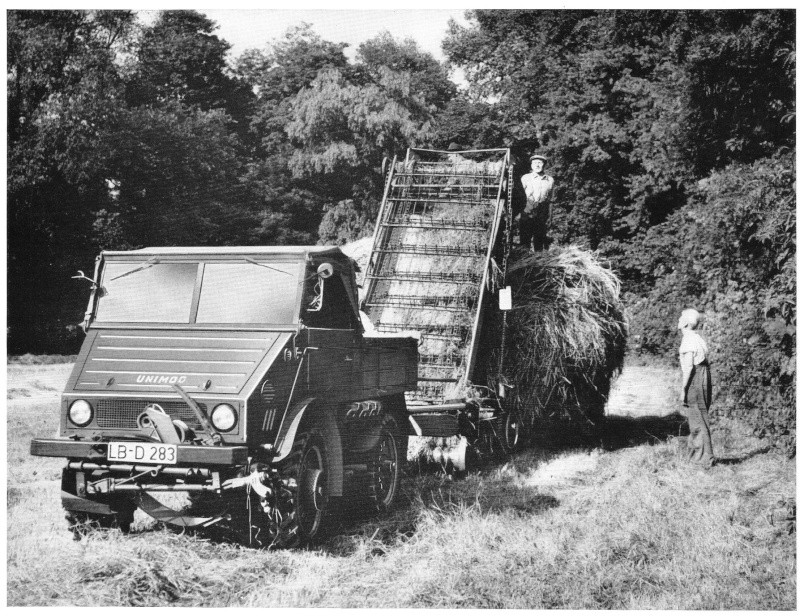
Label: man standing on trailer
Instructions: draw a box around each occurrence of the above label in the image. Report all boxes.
[519,154,555,251]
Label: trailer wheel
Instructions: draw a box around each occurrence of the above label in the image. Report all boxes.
[501,408,523,453]
[366,417,404,512]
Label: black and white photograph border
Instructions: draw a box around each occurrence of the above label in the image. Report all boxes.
[5,3,796,608]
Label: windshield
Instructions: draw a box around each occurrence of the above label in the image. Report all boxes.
[196,263,299,323]
[96,262,197,322]
[95,260,302,324]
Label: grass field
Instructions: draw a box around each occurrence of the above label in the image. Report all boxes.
[7,361,796,608]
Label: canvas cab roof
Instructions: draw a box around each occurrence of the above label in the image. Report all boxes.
[101,245,352,262]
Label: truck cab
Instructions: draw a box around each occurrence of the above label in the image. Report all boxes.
[31,246,418,547]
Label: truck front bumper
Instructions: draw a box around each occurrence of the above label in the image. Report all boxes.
[30,438,249,466]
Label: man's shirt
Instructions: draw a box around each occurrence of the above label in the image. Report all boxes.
[521,172,554,204]
[680,329,709,367]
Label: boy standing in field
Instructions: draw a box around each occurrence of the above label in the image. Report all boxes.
[678,308,715,467]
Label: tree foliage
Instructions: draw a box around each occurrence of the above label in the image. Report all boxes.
[127,11,250,118]
[284,32,452,239]
[444,9,794,248]
[8,10,137,352]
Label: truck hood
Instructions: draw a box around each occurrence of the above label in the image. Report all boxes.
[71,329,294,396]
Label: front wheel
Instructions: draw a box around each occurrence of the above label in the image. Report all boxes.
[273,431,331,547]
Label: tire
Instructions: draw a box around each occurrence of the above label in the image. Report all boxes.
[273,431,331,548]
[184,432,332,550]
[366,417,404,512]
[501,408,523,453]
[185,482,261,546]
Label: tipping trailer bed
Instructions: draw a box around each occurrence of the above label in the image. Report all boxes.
[362,147,513,408]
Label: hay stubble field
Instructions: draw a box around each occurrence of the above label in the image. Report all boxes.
[6,361,796,608]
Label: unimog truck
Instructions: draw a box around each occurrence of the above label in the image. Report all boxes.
[30,246,421,547]
[31,148,524,549]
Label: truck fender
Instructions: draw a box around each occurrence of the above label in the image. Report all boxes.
[272,398,343,498]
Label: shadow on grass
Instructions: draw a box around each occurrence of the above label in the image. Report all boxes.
[322,464,561,557]
[528,413,689,453]
[128,413,690,553]
[714,445,772,465]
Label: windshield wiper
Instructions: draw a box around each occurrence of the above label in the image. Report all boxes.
[244,257,291,276]
[110,257,160,281]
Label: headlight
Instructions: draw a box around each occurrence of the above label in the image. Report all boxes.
[210,404,237,432]
[68,399,93,427]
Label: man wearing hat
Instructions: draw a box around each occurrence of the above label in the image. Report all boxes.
[446,142,467,164]
[519,154,555,251]
[444,142,468,189]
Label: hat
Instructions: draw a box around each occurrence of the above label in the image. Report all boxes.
[678,309,701,330]
[447,142,462,152]
[530,154,548,163]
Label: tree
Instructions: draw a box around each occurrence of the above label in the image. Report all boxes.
[356,32,455,112]
[282,31,453,241]
[429,95,508,150]
[98,103,252,248]
[7,10,137,353]
[126,10,253,135]
[227,25,353,244]
[236,24,350,156]
[680,10,796,174]
[7,10,261,352]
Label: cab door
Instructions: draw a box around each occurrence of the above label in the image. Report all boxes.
[303,272,362,402]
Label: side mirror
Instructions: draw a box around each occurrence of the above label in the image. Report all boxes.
[308,264,334,312]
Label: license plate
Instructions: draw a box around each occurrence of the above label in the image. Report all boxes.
[107,442,178,465]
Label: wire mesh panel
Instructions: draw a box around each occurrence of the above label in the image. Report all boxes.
[362,148,512,403]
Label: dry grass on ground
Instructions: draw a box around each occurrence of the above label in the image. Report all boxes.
[7,362,796,608]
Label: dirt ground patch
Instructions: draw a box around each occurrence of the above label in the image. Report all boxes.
[606,366,681,418]
[7,362,72,401]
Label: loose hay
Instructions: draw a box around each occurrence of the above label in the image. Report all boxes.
[494,246,628,423]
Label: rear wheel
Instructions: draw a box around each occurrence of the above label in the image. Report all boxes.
[366,417,404,512]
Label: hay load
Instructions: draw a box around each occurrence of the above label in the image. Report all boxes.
[346,239,627,424]
[495,246,628,423]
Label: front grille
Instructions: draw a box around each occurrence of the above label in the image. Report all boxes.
[95,400,207,430]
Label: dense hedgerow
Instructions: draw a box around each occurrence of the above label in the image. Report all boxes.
[626,153,796,449]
